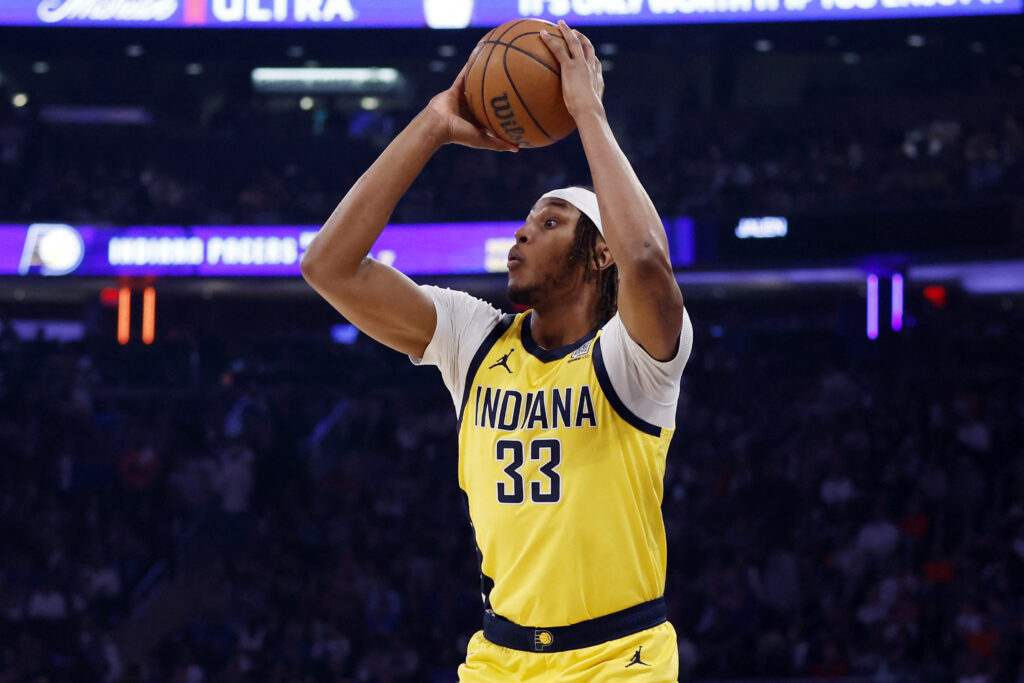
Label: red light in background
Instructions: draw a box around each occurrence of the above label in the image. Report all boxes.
[100,288,120,307]
[923,285,947,309]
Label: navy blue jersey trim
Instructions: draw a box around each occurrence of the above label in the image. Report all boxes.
[463,491,495,611]
[484,597,667,652]
[592,338,663,437]
[457,313,516,429]
[520,311,601,363]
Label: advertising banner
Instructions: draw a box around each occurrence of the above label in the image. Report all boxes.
[0,219,695,277]
[0,222,518,277]
[1,0,1017,29]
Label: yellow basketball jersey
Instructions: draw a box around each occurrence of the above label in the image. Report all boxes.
[458,310,674,628]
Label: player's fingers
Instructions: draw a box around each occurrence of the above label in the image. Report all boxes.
[558,20,583,59]
[539,29,570,63]
[451,70,467,95]
[455,43,483,84]
[477,129,519,152]
[574,29,597,63]
[458,120,518,152]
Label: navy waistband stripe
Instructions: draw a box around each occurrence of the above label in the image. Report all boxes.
[482,597,667,653]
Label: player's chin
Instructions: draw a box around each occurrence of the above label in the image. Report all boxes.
[507,280,537,308]
[506,268,524,292]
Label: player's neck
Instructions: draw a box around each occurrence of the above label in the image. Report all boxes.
[527,299,599,351]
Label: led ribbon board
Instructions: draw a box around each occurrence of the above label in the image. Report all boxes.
[2,0,1018,28]
[0,219,695,277]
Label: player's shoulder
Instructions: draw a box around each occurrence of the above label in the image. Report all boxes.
[592,309,692,430]
[420,284,506,341]
[599,308,692,368]
[421,284,500,318]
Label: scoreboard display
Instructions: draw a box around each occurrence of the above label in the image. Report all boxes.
[1,0,1019,29]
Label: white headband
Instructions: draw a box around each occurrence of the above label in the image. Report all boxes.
[540,187,603,236]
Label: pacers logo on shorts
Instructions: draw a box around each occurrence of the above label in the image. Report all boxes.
[533,629,554,651]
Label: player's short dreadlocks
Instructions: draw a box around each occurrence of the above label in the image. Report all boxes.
[568,211,618,325]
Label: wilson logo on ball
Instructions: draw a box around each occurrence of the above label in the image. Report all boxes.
[490,93,530,147]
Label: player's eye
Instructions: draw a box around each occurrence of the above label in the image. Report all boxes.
[544,218,557,228]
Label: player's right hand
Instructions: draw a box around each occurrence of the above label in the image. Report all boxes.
[424,46,519,153]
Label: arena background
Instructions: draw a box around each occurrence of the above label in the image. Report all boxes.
[1,1,1023,680]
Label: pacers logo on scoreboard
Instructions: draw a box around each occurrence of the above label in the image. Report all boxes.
[18,224,85,276]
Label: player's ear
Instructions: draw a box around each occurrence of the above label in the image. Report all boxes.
[595,238,614,271]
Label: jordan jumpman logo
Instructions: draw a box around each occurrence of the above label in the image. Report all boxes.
[489,348,514,373]
[625,646,651,667]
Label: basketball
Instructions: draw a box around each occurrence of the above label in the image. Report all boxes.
[464,19,576,149]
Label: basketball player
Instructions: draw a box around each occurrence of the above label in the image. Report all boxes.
[301,20,692,681]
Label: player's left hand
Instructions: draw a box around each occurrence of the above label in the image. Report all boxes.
[540,21,605,120]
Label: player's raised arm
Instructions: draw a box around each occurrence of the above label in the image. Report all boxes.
[541,22,684,361]
[301,48,517,358]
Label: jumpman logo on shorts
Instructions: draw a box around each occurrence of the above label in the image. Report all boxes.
[625,646,651,667]
[489,348,514,373]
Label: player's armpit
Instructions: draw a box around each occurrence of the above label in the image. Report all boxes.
[301,254,437,358]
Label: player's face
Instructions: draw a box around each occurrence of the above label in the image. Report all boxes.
[507,198,582,308]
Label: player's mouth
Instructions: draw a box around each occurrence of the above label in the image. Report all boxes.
[507,247,524,269]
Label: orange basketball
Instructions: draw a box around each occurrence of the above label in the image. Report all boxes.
[464,19,576,149]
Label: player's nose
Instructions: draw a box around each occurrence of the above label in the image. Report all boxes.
[514,222,530,243]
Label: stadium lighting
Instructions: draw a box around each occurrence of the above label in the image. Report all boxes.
[125,44,144,57]
[867,275,879,340]
[360,97,381,111]
[12,93,28,107]
[842,52,860,65]
[252,67,403,94]
[331,324,359,345]
[299,96,315,111]
[142,287,156,345]
[754,39,773,52]
[907,35,925,48]
[118,288,131,345]
[424,0,473,28]
[32,61,50,74]
[185,62,203,75]
[891,274,904,332]
[438,45,457,58]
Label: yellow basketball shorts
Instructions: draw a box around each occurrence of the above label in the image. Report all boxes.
[458,621,678,682]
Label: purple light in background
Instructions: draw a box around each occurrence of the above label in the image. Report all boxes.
[671,218,696,267]
[891,274,904,332]
[867,275,879,340]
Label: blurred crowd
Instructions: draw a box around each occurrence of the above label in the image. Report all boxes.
[2,29,1024,682]
[1,291,1022,682]
[0,67,1022,226]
